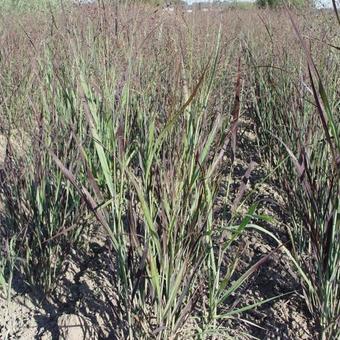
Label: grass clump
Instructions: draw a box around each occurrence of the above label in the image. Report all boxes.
[246,10,339,338]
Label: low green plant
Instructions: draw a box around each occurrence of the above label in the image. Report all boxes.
[0,0,62,12]
[256,0,310,8]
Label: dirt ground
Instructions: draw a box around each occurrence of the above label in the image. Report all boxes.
[0,114,317,339]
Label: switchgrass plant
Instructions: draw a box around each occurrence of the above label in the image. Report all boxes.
[0,9,98,292]
[0,57,90,292]
[245,9,340,338]
[0,5,275,337]
[51,8,281,337]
